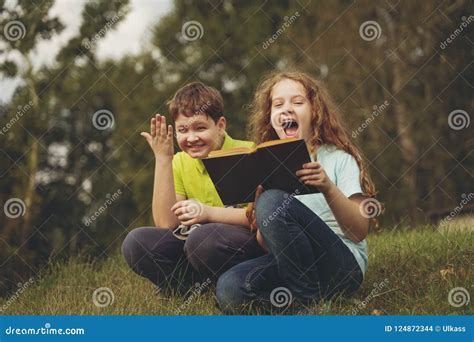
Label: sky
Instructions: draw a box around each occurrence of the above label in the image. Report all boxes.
[0,0,173,103]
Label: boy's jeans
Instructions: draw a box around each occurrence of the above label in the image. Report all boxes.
[216,189,363,313]
[122,223,264,293]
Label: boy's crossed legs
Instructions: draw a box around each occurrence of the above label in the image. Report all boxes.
[121,224,264,293]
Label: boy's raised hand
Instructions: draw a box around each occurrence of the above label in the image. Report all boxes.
[140,114,174,160]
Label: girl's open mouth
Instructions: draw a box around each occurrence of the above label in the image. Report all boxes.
[283,119,299,137]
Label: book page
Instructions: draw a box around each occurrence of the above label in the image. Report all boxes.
[256,137,301,149]
[207,146,256,158]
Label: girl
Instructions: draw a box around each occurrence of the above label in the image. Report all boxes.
[216,71,377,313]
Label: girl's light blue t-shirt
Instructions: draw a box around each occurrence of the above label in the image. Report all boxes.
[294,144,368,275]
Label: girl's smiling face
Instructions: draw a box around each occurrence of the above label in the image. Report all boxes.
[270,78,313,142]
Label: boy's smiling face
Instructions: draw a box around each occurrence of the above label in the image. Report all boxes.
[175,113,226,158]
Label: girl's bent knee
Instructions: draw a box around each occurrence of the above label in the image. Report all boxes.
[255,189,288,230]
[216,270,247,312]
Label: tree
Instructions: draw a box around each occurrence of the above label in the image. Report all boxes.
[0,0,129,294]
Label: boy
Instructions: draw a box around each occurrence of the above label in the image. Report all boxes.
[122,82,264,292]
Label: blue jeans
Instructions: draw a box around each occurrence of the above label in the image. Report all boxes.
[216,189,363,313]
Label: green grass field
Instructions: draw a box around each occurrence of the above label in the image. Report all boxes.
[1,226,472,315]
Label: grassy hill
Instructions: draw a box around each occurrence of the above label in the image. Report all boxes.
[1,226,472,315]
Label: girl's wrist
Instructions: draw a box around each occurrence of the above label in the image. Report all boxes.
[321,180,337,197]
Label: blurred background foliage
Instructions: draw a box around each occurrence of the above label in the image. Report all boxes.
[0,0,472,295]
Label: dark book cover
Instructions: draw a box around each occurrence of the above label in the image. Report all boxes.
[202,139,319,205]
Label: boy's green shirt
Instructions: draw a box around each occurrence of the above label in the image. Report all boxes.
[172,132,254,206]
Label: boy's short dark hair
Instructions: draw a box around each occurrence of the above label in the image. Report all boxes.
[168,82,224,123]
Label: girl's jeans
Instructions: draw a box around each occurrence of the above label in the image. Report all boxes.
[216,189,363,313]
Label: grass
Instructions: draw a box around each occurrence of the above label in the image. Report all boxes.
[1,226,472,315]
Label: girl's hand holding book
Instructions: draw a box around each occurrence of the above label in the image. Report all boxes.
[296,162,334,194]
[140,114,174,161]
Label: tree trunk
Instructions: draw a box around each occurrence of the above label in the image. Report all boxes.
[21,138,39,242]
[391,64,419,226]
[381,7,420,227]
[21,69,40,243]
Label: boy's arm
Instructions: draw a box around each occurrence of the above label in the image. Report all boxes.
[172,201,251,228]
[151,157,181,228]
[141,114,180,229]
[206,207,250,227]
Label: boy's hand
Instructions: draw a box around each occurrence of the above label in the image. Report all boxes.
[171,199,209,226]
[140,114,174,160]
[252,186,268,252]
[296,162,334,194]
[247,185,264,232]
[256,230,268,253]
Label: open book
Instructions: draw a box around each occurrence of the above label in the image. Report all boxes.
[202,138,319,205]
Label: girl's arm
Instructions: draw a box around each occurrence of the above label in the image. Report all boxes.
[322,186,369,242]
[297,162,369,243]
